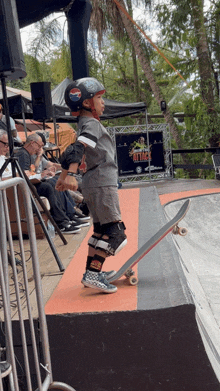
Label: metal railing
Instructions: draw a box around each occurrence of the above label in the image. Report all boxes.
[171,147,218,175]
[0,177,76,391]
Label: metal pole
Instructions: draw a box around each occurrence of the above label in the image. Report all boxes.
[145,109,152,182]
[22,110,28,139]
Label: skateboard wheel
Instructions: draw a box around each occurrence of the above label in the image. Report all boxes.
[129,276,138,285]
[178,227,188,236]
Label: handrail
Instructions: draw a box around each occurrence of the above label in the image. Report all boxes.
[0,177,76,390]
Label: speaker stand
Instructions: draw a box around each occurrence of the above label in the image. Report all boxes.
[0,75,66,272]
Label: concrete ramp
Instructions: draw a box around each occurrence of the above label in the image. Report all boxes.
[165,194,220,382]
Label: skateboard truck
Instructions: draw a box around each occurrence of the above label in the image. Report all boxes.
[172,225,188,236]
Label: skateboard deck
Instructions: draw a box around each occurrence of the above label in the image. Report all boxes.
[108,199,190,285]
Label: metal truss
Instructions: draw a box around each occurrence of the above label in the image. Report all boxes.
[107,122,173,184]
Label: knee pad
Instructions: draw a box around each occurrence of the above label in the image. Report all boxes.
[88,234,99,248]
[96,221,127,256]
[88,223,102,248]
[93,222,102,234]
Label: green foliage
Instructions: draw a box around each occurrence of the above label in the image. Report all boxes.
[9,2,220,179]
[156,1,192,45]
[171,96,220,179]
[183,97,220,147]
[50,41,72,83]
[7,54,56,90]
[28,17,63,61]
[92,36,152,107]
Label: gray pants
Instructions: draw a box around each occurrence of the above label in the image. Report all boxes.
[82,186,121,225]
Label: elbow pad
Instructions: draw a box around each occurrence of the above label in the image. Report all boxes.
[60,141,85,170]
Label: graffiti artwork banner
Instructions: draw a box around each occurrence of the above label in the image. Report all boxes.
[116,132,165,177]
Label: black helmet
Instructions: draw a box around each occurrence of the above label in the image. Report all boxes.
[65,77,105,114]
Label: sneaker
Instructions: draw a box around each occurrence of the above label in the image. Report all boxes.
[102,270,117,280]
[71,217,90,228]
[74,209,90,221]
[82,270,116,287]
[0,361,11,378]
[81,270,117,293]
[78,201,90,217]
[58,222,81,234]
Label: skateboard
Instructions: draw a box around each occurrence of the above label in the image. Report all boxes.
[108,199,190,286]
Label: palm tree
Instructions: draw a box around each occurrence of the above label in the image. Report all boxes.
[90,0,183,148]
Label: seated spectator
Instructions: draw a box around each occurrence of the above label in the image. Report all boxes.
[31,132,90,225]
[0,105,23,146]
[37,132,90,219]
[13,133,84,234]
[34,131,61,175]
[0,129,13,179]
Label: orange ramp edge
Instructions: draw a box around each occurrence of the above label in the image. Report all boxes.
[45,188,140,315]
[159,188,220,205]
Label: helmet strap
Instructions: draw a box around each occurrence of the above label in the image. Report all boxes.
[82,106,92,112]
[90,98,100,121]
[82,98,100,121]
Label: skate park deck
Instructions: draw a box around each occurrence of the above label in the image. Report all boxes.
[42,180,220,390]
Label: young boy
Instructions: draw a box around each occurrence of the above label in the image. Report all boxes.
[55,77,127,293]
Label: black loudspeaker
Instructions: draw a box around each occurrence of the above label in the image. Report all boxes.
[160,100,166,112]
[0,0,26,80]
[30,82,53,121]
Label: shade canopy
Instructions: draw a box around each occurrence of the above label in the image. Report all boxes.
[0,86,32,119]
[0,79,147,122]
[52,78,147,122]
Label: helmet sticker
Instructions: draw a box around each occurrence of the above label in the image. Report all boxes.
[69,88,82,102]
[84,80,98,92]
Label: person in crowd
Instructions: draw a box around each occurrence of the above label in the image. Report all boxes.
[0,104,22,146]
[55,77,127,293]
[32,132,90,224]
[0,129,13,179]
[14,133,83,234]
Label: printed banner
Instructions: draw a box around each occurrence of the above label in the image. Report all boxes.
[116,132,165,176]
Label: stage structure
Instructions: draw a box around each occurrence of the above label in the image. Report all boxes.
[107,120,172,184]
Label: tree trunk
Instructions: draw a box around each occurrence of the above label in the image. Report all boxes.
[115,0,183,149]
[190,0,215,111]
[190,0,220,147]
[126,0,140,101]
